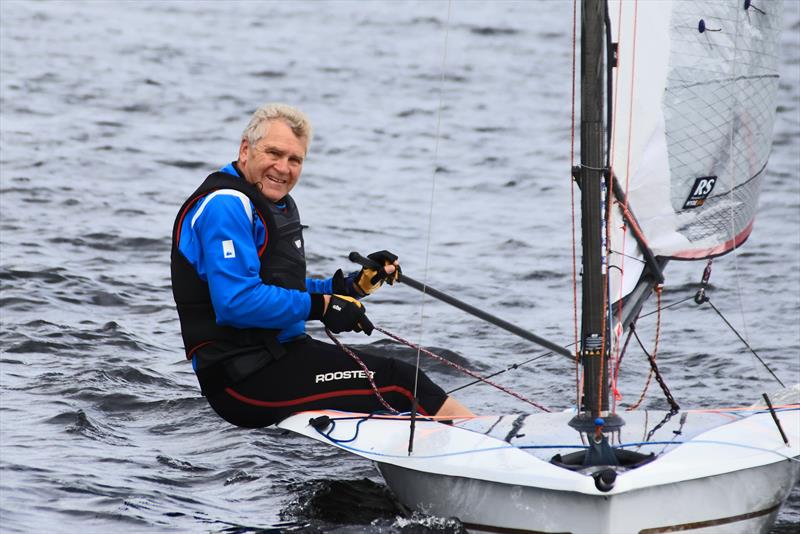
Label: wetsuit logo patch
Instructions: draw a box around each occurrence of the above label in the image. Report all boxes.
[315,370,375,383]
[222,240,235,258]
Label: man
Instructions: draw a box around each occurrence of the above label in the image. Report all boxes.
[171,103,472,427]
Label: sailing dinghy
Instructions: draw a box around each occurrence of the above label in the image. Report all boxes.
[279,0,799,532]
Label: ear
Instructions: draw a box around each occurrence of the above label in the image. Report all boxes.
[237,139,249,166]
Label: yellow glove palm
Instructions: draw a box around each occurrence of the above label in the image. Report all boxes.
[354,250,400,296]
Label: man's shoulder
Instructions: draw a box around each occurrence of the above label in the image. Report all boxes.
[191,189,255,227]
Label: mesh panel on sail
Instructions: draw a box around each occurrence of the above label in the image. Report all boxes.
[663,2,781,254]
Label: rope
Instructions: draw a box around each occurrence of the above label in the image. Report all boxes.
[312,413,800,463]
[598,1,630,413]
[325,328,399,414]
[608,0,638,415]
[627,285,663,411]
[375,326,551,412]
[634,326,680,412]
[612,324,635,406]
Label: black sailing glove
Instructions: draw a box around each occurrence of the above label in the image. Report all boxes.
[353,250,401,296]
[322,295,374,335]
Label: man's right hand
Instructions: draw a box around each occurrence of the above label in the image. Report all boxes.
[321,295,374,335]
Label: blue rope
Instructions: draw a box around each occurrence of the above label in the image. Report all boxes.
[311,422,799,462]
[307,408,800,462]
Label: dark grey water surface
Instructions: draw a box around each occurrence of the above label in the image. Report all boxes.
[1,1,798,532]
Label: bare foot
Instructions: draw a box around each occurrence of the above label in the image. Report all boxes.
[435,396,475,419]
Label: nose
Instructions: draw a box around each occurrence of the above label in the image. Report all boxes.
[274,157,290,174]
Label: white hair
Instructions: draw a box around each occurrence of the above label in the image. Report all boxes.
[241,103,313,150]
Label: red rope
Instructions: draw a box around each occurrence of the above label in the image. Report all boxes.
[325,328,399,414]
[627,285,662,411]
[608,0,625,413]
[613,326,634,390]
[621,0,644,412]
[609,0,641,412]
[375,326,551,413]
[621,0,640,220]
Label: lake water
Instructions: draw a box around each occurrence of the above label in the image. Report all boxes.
[1,0,798,532]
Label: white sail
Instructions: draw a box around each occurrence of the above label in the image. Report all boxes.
[608,0,783,305]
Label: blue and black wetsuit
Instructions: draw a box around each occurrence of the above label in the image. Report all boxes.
[170,163,447,427]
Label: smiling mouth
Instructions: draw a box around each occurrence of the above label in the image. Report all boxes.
[266,175,287,184]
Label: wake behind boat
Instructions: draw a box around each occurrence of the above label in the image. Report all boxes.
[279,0,799,531]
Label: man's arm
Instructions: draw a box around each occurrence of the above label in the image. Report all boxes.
[186,192,315,329]
[305,277,333,294]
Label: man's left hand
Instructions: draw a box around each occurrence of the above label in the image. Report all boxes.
[354,250,400,296]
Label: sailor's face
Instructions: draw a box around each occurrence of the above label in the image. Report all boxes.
[238,120,306,202]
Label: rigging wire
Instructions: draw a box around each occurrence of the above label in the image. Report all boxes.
[412,0,453,407]
[609,250,647,264]
[693,260,784,386]
[725,0,753,366]
[376,326,551,412]
[322,286,784,410]
[569,0,581,410]
[704,299,785,387]
[639,295,695,318]
[446,351,558,395]
[440,289,783,401]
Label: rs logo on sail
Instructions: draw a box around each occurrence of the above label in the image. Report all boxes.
[683,176,717,209]
[315,370,375,383]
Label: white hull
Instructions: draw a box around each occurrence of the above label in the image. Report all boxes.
[378,458,795,533]
[278,390,800,533]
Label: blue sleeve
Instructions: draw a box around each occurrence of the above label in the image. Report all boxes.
[306,277,333,294]
[189,193,312,329]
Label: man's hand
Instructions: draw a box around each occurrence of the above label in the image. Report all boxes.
[321,295,374,335]
[354,250,401,296]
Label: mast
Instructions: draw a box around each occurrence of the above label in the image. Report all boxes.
[570,0,622,431]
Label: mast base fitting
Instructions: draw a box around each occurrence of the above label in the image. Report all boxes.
[568,413,625,433]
